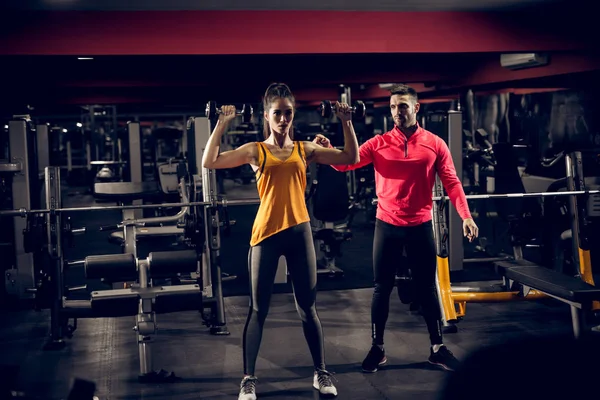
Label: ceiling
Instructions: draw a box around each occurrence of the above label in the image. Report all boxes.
[2,52,598,116]
[0,0,565,11]
[0,0,596,117]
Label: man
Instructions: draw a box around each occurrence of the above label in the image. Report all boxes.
[314,84,478,373]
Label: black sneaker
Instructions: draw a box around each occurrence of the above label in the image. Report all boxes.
[361,345,387,373]
[428,345,460,371]
[238,375,258,400]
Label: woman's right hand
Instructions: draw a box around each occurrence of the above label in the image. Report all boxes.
[219,105,238,123]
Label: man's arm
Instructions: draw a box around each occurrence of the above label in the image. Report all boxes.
[313,134,375,172]
[435,139,472,221]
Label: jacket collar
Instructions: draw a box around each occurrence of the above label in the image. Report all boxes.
[391,122,424,141]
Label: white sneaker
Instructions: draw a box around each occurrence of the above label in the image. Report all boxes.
[238,376,258,400]
[313,369,338,397]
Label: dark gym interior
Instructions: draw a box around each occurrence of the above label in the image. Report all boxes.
[1,0,600,399]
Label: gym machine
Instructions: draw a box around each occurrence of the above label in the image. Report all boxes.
[90,122,136,193]
[94,120,150,269]
[0,122,265,383]
[36,123,50,177]
[36,166,203,382]
[423,110,485,271]
[187,115,236,329]
[57,124,92,186]
[434,146,600,337]
[3,117,42,301]
[151,126,187,200]
[309,86,362,278]
[94,119,232,334]
[84,105,129,190]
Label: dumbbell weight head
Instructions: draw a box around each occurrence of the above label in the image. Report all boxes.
[353,100,366,119]
[240,104,253,124]
[205,101,218,120]
[318,100,333,119]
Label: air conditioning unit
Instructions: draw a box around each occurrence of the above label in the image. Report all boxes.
[500,53,549,70]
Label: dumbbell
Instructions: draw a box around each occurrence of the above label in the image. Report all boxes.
[319,100,366,119]
[205,101,254,123]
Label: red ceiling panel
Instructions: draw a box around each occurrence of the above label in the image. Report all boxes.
[0,10,591,56]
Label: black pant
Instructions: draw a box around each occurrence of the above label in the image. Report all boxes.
[242,222,326,376]
[371,218,443,346]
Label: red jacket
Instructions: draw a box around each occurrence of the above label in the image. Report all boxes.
[332,124,471,227]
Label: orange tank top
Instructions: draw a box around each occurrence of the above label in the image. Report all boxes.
[250,141,310,246]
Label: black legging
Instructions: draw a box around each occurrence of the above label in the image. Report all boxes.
[371,218,443,346]
[242,222,326,376]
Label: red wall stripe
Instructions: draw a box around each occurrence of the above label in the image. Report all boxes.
[0,10,588,56]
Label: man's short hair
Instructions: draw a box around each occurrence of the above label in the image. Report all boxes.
[389,84,418,103]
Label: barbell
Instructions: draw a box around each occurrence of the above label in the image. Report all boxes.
[1,189,597,218]
[370,189,600,205]
[0,198,262,218]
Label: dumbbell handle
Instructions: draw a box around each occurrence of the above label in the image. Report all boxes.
[322,101,362,113]
[216,106,247,116]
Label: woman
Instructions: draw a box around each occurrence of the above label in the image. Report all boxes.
[202,83,359,400]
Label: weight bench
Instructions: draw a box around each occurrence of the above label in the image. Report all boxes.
[64,250,202,382]
[495,259,600,338]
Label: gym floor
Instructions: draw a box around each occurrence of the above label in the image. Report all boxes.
[0,179,584,399]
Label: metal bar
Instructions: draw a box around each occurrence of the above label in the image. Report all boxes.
[36,124,50,175]
[451,290,546,302]
[127,121,143,220]
[570,305,582,339]
[565,153,582,277]
[63,299,92,309]
[8,120,34,298]
[432,175,458,325]
[463,256,510,264]
[0,162,22,172]
[46,167,65,347]
[137,258,153,376]
[3,187,597,218]
[126,177,190,227]
[371,189,600,206]
[197,116,229,334]
[447,111,464,272]
[0,197,262,217]
[440,190,600,200]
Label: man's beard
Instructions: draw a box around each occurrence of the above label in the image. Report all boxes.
[394,117,412,128]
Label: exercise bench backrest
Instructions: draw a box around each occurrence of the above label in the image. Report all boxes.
[492,142,540,220]
[312,165,349,223]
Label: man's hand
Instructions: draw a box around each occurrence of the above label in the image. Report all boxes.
[463,218,479,242]
[313,133,331,148]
